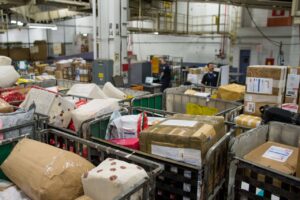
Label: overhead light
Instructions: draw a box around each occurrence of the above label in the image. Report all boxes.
[154,32,159,35]
[11,20,17,24]
[17,21,23,26]
[27,23,57,30]
[82,33,88,36]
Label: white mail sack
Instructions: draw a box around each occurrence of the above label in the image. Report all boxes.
[20,88,75,128]
[0,66,20,88]
[103,82,126,100]
[81,158,149,200]
[71,99,120,132]
[67,83,108,99]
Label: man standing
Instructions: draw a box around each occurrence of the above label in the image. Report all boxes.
[201,63,219,87]
[160,57,171,92]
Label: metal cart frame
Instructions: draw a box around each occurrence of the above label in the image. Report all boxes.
[228,122,300,200]
[38,129,163,200]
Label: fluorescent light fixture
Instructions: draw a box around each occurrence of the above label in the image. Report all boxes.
[154,32,159,35]
[11,20,17,24]
[27,23,57,30]
[82,33,88,36]
[17,21,23,26]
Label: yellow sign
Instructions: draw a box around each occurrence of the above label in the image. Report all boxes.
[98,73,104,79]
[151,57,160,74]
[186,103,218,116]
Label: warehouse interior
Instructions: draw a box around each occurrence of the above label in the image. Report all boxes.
[0,0,300,200]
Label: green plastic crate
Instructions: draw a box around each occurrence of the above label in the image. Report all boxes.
[0,143,13,180]
[90,118,110,140]
[132,94,163,112]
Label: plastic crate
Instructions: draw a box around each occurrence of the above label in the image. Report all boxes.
[132,93,163,111]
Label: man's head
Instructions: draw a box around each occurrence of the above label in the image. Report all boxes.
[207,63,215,72]
[160,57,167,65]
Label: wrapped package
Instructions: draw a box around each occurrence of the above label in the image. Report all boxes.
[0,99,13,113]
[71,99,120,132]
[67,84,107,99]
[1,138,94,200]
[217,84,245,101]
[184,89,210,98]
[103,82,126,99]
[81,158,148,200]
[234,114,261,128]
[140,114,225,166]
[75,196,93,200]
[0,105,35,140]
[20,88,75,128]
[244,65,287,116]
[0,66,20,88]
[0,56,12,66]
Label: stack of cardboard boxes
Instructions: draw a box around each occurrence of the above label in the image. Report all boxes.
[244,65,288,116]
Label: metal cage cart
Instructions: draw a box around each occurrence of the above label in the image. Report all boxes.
[89,128,234,200]
[228,122,300,200]
[165,86,243,130]
[38,129,163,200]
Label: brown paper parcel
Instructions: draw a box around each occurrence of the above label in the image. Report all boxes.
[1,138,94,200]
[140,114,225,166]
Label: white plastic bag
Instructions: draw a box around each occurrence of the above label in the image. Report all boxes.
[0,56,12,66]
[103,82,126,99]
[0,66,20,88]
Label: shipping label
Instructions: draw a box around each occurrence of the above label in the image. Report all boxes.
[246,77,273,94]
[262,146,293,163]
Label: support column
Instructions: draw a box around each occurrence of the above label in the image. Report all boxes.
[96,0,128,76]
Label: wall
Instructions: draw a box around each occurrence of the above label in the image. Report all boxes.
[0,15,93,57]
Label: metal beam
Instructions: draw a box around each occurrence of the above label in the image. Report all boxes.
[39,0,90,7]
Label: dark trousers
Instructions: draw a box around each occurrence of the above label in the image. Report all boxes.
[161,82,170,92]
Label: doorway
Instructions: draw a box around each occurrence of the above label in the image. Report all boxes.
[239,49,251,84]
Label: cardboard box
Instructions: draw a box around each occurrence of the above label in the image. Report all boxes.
[285,67,300,103]
[244,141,298,175]
[1,138,94,200]
[56,62,71,71]
[140,114,225,195]
[35,63,48,74]
[140,114,225,165]
[189,68,202,74]
[0,99,13,113]
[217,84,245,101]
[30,40,48,61]
[55,70,63,79]
[244,65,287,116]
[297,139,300,178]
[9,47,30,61]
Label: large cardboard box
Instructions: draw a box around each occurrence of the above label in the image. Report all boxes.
[55,70,63,79]
[140,114,225,195]
[1,138,94,200]
[244,141,298,175]
[30,40,48,61]
[244,65,287,116]
[297,139,300,178]
[140,114,225,165]
[9,47,30,61]
[217,84,245,101]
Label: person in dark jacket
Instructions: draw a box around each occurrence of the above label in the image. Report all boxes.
[201,63,219,87]
[160,57,171,92]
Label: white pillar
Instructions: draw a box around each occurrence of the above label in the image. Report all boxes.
[97,0,128,76]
